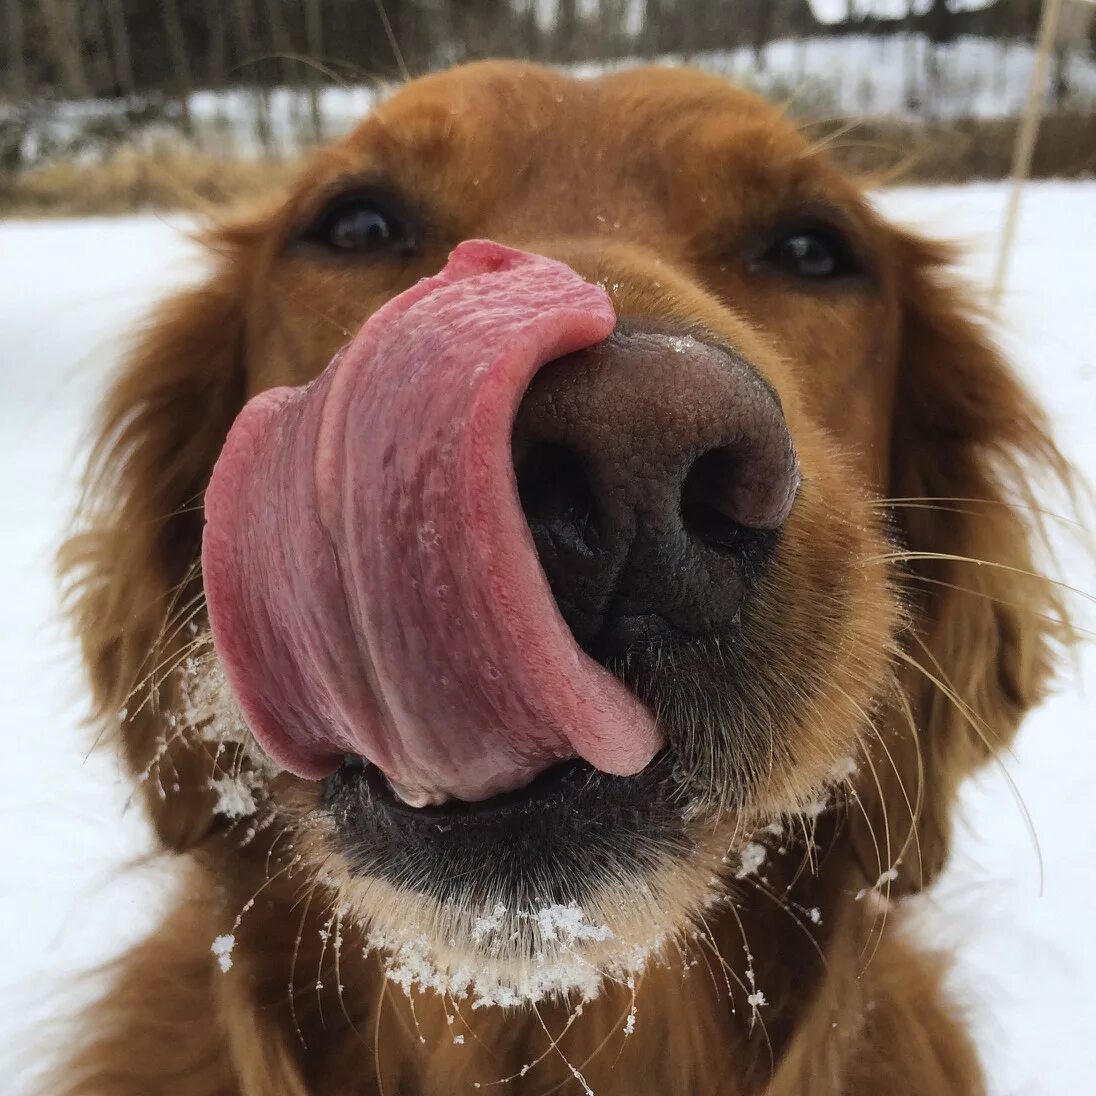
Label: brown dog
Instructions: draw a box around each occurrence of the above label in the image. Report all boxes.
[55,62,1067,1094]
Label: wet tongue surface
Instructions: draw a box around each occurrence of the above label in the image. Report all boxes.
[202,241,664,805]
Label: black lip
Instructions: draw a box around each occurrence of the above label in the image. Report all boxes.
[333,755,606,827]
[323,749,694,907]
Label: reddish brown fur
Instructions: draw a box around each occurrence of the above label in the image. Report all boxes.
[53,63,1068,1094]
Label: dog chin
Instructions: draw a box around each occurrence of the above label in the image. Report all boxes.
[310,825,773,1010]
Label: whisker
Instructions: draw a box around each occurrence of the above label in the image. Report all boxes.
[902,572,1089,636]
[889,642,1045,893]
[867,550,1095,605]
[870,495,1086,531]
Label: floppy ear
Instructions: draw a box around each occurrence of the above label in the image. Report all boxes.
[60,228,254,850]
[850,231,1072,894]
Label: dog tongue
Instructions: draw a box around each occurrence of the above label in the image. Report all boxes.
[202,241,664,805]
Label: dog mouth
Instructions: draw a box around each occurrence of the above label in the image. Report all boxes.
[332,755,618,827]
[322,747,698,913]
[202,241,668,810]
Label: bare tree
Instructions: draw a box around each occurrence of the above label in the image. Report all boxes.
[41,0,90,98]
[87,1,116,94]
[202,0,228,89]
[556,0,578,58]
[263,0,295,86]
[103,0,134,95]
[231,0,273,153]
[160,0,193,129]
[4,0,28,101]
[753,0,777,69]
[304,0,325,140]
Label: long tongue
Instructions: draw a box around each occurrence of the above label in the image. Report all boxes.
[202,241,664,804]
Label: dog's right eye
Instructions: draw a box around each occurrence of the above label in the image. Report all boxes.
[302,191,416,257]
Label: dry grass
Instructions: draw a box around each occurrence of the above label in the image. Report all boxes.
[819,112,1096,184]
[2,114,1093,217]
[0,145,302,218]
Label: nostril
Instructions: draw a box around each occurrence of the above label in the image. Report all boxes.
[681,447,775,561]
[515,441,597,547]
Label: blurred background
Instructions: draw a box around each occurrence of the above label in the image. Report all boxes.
[2,3,1095,1095]
[2,0,1096,212]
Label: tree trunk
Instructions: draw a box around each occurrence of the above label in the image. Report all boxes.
[104,0,134,95]
[4,0,28,101]
[263,0,294,86]
[521,0,540,58]
[752,0,775,69]
[642,0,662,55]
[41,0,91,98]
[161,0,193,130]
[88,1,115,96]
[231,0,273,154]
[303,0,325,141]
[556,0,577,60]
[203,0,227,89]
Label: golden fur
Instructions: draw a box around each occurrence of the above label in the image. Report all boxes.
[53,63,1069,1094]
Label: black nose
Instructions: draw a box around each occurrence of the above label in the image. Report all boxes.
[512,326,799,662]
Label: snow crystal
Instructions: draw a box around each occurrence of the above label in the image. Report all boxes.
[855,866,900,902]
[211,934,236,973]
[471,903,507,942]
[667,335,697,354]
[210,771,264,819]
[533,902,613,945]
[364,900,661,1010]
[803,792,832,819]
[734,842,767,880]
[832,756,858,780]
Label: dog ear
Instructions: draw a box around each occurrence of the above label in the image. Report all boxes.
[60,224,257,851]
[849,231,1072,895]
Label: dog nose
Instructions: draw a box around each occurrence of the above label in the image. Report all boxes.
[512,326,799,661]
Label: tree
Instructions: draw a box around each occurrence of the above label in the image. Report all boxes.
[104,0,135,95]
[41,0,90,97]
[4,0,28,101]
[230,0,272,151]
[160,0,193,128]
[304,0,325,139]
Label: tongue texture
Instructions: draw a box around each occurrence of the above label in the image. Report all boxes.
[202,241,664,804]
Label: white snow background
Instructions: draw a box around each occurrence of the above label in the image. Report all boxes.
[1,183,1093,1092]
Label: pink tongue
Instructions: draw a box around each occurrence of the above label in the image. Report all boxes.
[202,241,664,804]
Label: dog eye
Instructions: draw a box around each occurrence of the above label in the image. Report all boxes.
[756,225,861,281]
[304,192,415,256]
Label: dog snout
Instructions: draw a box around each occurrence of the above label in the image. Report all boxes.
[512,324,800,661]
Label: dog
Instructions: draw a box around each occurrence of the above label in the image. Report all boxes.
[53,62,1069,1094]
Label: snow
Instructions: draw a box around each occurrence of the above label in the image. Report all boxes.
[0,181,1093,1092]
[580,35,1096,121]
[735,841,769,880]
[18,31,1096,161]
[809,0,996,21]
[210,933,236,973]
[209,772,262,820]
[364,901,639,1010]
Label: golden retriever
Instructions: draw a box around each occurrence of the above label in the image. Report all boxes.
[54,62,1069,1095]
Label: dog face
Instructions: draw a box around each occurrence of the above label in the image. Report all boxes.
[65,62,1063,1002]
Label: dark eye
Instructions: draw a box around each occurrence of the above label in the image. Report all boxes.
[756,225,862,281]
[304,191,415,257]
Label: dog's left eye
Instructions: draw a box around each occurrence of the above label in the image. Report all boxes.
[756,225,861,281]
[302,191,416,257]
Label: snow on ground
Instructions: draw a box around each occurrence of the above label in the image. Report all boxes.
[0,182,1093,1092]
[20,34,1096,161]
